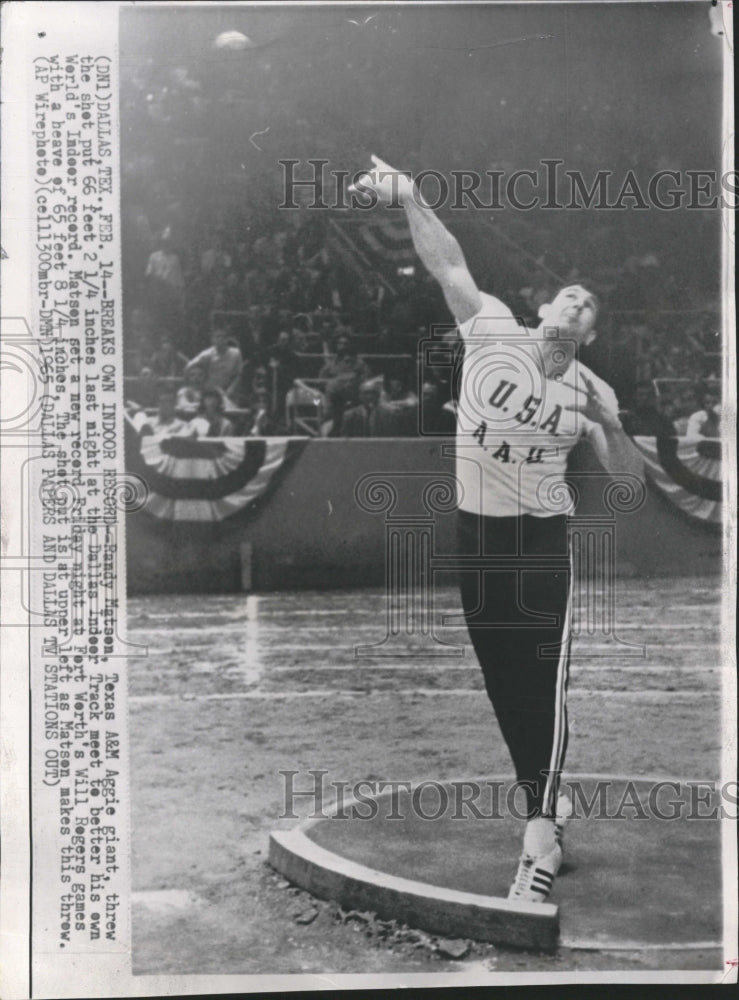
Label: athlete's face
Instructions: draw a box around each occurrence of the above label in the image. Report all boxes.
[539,286,598,345]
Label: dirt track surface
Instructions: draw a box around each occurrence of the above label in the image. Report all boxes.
[129,579,727,978]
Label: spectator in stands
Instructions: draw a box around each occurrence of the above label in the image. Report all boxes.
[185,326,243,406]
[189,388,235,437]
[290,313,314,351]
[127,366,159,409]
[381,372,419,412]
[200,231,232,279]
[150,336,187,378]
[249,388,276,436]
[311,262,342,313]
[662,344,692,378]
[145,230,185,328]
[686,383,721,438]
[420,329,462,411]
[315,312,337,347]
[125,340,153,378]
[270,307,292,340]
[267,330,298,412]
[244,266,271,306]
[126,306,155,345]
[340,380,388,437]
[375,323,396,354]
[211,284,226,313]
[246,365,270,398]
[176,363,206,417]
[420,380,456,434]
[657,396,678,435]
[240,305,268,365]
[378,372,419,435]
[341,379,416,437]
[124,307,157,376]
[252,235,277,269]
[242,366,275,428]
[221,270,248,311]
[127,384,191,439]
[320,333,371,433]
[620,381,676,437]
[673,384,699,435]
[121,49,721,438]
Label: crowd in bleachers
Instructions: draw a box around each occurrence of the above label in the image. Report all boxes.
[123,214,723,440]
[121,39,723,442]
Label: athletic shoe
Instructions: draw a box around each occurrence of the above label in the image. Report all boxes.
[554,791,571,851]
[507,843,563,902]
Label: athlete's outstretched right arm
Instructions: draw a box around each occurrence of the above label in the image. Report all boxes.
[350,155,484,325]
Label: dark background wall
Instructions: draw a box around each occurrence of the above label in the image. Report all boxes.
[125,438,721,593]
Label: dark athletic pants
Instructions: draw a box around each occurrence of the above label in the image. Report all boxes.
[457,509,572,820]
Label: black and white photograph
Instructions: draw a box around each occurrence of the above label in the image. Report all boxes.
[0,0,736,995]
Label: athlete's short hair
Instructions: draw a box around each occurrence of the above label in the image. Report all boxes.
[555,284,601,316]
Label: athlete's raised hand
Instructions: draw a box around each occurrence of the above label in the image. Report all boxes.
[349,154,482,325]
[348,154,415,206]
[563,373,622,431]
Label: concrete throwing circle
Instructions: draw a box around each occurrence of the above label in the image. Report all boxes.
[269,773,724,953]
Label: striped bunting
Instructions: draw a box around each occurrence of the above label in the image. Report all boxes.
[632,435,722,526]
[338,217,416,266]
[125,419,307,522]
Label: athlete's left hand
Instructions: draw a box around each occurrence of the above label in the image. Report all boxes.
[562,373,622,431]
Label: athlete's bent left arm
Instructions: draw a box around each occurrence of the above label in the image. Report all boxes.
[569,373,645,478]
[586,420,645,479]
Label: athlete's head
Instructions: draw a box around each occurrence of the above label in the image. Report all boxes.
[538,285,599,345]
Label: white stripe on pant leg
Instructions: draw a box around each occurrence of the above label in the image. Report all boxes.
[542,558,573,815]
[550,560,574,809]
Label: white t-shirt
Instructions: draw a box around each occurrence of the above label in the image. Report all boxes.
[456,292,619,518]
